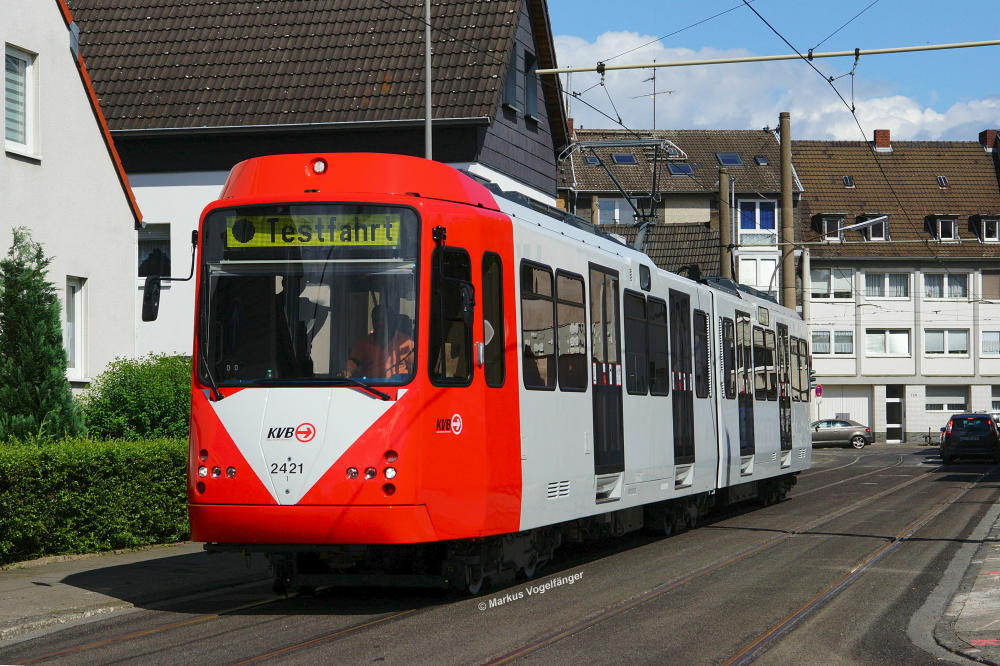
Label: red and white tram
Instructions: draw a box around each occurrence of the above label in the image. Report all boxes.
[148,152,812,592]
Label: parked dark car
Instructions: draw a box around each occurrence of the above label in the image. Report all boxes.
[810,419,872,449]
[940,413,1000,464]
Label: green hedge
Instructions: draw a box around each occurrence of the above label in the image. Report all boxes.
[0,438,189,565]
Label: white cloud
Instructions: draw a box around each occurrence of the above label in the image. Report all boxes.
[554,32,1000,140]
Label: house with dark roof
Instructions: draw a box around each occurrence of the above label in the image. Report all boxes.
[794,128,1000,442]
[558,127,801,298]
[67,0,568,355]
[2,0,140,387]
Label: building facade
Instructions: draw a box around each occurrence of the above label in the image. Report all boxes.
[2,0,139,387]
[795,129,1000,442]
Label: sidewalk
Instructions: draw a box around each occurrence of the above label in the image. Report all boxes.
[0,542,270,643]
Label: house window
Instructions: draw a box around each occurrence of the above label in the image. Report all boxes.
[924,273,967,299]
[138,224,172,277]
[64,277,86,379]
[716,152,742,166]
[925,385,967,412]
[754,155,768,166]
[864,272,908,298]
[503,48,518,109]
[981,219,999,242]
[667,162,694,175]
[843,175,855,188]
[611,153,637,164]
[934,218,958,240]
[822,216,843,241]
[5,45,35,153]
[739,200,777,245]
[865,329,910,356]
[584,156,600,165]
[739,256,778,299]
[862,217,887,240]
[983,331,1000,356]
[598,197,637,225]
[984,271,1000,300]
[812,330,853,355]
[523,51,538,118]
[937,175,949,188]
[992,385,1000,411]
[811,267,853,300]
[924,329,969,355]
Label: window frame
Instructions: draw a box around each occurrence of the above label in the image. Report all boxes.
[864,271,909,299]
[667,162,694,175]
[555,269,588,392]
[981,218,1000,242]
[64,277,86,380]
[647,296,669,396]
[611,153,637,165]
[924,272,968,299]
[429,246,474,387]
[502,46,519,110]
[865,328,911,357]
[935,218,958,241]
[822,216,843,242]
[523,51,538,119]
[5,45,37,156]
[693,309,710,398]
[811,267,853,300]
[982,330,1000,357]
[721,316,736,399]
[519,260,557,391]
[624,290,649,395]
[716,152,743,166]
[482,252,505,388]
[923,328,969,356]
[738,199,778,233]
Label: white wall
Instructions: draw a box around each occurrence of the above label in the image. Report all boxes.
[130,171,228,356]
[1,1,135,385]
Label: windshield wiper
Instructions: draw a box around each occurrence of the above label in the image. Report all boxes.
[198,348,224,401]
[334,377,391,401]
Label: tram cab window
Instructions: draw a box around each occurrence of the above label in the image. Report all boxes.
[624,291,648,394]
[430,247,473,385]
[694,310,710,398]
[647,297,669,396]
[482,253,505,387]
[198,203,418,386]
[556,271,587,391]
[520,261,556,389]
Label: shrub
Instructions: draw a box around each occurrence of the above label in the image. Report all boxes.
[81,355,192,439]
[0,227,84,442]
[0,438,189,565]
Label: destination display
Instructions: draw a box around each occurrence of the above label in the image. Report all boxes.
[225,214,401,248]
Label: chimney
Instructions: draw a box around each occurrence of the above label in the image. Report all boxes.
[979,129,998,152]
[873,129,892,152]
[567,117,575,140]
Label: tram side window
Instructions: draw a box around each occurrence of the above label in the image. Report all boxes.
[520,261,556,389]
[430,247,473,385]
[648,297,669,396]
[556,271,587,391]
[482,253,505,388]
[764,329,777,401]
[721,317,736,399]
[799,339,811,403]
[694,310,710,398]
[753,326,767,400]
[790,336,802,402]
[624,291,648,394]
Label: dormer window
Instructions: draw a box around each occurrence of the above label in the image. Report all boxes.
[716,152,743,166]
[936,218,958,241]
[611,154,637,165]
[937,175,949,188]
[862,217,887,241]
[982,218,1000,242]
[843,175,855,188]
[822,216,843,242]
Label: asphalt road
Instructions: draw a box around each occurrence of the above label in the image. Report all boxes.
[3,444,998,665]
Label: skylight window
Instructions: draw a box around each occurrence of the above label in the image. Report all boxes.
[584,156,600,165]
[667,163,694,175]
[611,154,637,164]
[716,152,743,166]
[843,175,855,188]
[937,175,949,187]
[754,155,768,166]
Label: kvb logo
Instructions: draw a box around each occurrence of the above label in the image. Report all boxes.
[266,422,317,443]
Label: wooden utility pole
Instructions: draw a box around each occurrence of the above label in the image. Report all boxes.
[424,0,432,159]
[719,167,732,279]
[780,112,795,309]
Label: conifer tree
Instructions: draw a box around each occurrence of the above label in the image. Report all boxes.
[0,227,84,441]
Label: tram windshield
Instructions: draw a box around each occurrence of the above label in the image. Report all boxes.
[198,204,419,386]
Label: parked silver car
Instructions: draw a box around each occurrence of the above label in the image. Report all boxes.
[810,419,873,449]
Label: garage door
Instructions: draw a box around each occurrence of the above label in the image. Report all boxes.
[816,385,872,426]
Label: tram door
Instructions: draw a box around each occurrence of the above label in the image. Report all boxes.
[777,323,792,452]
[669,290,694,465]
[589,265,624,476]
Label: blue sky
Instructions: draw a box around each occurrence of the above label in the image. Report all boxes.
[546,0,999,140]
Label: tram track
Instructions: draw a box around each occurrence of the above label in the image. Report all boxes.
[480,462,947,665]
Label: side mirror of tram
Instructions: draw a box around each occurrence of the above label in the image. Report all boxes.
[142,275,162,322]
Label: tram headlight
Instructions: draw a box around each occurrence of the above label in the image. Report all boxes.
[382,483,396,496]
[211,466,222,478]
[384,450,398,463]
[384,467,397,479]
[346,467,359,480]
[364,467,377,480]
[198,466,208,478]
[311,158,327,174]
[199,449,209,462]
[226,466,237,478]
